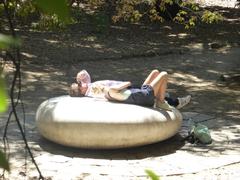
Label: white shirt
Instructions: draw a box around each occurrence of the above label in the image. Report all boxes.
[85,80,125,99]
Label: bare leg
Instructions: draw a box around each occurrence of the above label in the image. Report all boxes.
[142,69,160,85]
[150,71,168,102]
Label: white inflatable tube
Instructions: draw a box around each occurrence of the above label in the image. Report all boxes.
[36,96,182,149]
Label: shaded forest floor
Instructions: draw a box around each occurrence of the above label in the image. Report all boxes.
[16,6,239,120]
[1,3,240,180]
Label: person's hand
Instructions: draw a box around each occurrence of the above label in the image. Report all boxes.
[76,70,91,84]
[76,72,85,83]
[103,86,110,94]
[104,87,115,100]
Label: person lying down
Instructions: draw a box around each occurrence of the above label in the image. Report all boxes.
[69,69,191,110]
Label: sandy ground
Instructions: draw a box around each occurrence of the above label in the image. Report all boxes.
[0,1,240,179]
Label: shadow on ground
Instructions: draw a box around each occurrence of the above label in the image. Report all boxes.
[1,6,239,179]
[37,134,184,160]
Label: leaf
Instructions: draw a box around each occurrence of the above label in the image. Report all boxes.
[0,34,21,49]
[0,74,8,113]
[0,150,10,171]
[35,0,70,22]
[145,169,160,180]
[201,10,223,24]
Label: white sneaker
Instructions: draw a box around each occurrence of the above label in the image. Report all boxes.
[155,100,173,111]
[176,95,191,109]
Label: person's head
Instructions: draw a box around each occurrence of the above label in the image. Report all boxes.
[69,82,87,97]
[76,69,91,85]
[69,69,91,97]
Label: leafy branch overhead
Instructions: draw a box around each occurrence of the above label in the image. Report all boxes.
[0,0,223,30]
[68,0,223,28]
[0,0,70,176]
[0,0,69,112]
[110,0,223,28]
[0,34,20,113]
[0,34,21,49]
[34,0,70,22]
[0,150,10,172]
[0,72,8,113]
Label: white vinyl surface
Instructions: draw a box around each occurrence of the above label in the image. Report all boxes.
[36,96,182,149]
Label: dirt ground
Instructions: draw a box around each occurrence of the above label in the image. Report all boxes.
[17,5,239,120]
[1,2,240,179]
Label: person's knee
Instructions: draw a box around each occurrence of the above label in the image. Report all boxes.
[159,71,168,79]
[151,69,159,75]
[150,69,160,78]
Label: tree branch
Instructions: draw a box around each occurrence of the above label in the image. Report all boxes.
[1,0,44,179]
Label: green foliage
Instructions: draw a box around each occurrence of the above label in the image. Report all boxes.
[14,0,39,23]
[70,3,111,32]
[172,0,223,28]
[112,0,143,23]
[0,34,20,116]
[201,10,223,24]
[174,10,187,23]
[0,34,11,113]
[0,1,37,25]
[1,0,224,30]
[145,169,160,180]
[184,16,197,29]
[87,11,110,32]
[0,34,21,49]
[111,0,223,28]
[32,14,69,30]
[34,0,70,23]
[0,72,8,113]
[0,150,10,171]
[0,3,4,13]
[0,70,9,173]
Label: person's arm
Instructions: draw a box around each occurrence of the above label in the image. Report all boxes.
[108,81,131,91]
[104,81,131,101]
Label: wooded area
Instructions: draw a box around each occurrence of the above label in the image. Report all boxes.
[0,0,239,179]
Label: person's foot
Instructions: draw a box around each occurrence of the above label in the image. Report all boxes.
[155,100,173,111]
[176,95,191,109]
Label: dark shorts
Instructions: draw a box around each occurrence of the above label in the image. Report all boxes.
[123,85,155,107]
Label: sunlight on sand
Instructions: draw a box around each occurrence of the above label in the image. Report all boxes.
[171,72,214,88]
